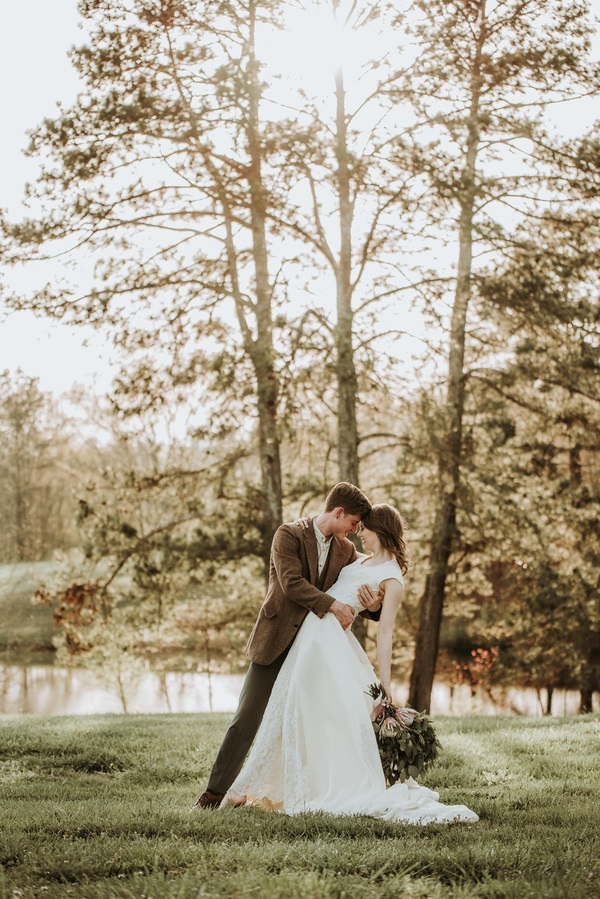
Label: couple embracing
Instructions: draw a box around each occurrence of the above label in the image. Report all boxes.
[195,483,478,825]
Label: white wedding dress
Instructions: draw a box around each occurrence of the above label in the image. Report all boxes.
[226,557,478,824]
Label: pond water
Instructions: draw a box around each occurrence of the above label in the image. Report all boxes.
[0,664,245,715]
[1,662,596,716]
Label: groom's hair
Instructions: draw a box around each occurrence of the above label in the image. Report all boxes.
[324,482,371,517]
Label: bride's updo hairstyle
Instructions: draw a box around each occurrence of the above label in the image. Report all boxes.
[360,503,410,574]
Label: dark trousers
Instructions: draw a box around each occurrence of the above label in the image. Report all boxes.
[207,645,291,794]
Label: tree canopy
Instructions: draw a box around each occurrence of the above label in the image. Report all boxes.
[1,0,599,711]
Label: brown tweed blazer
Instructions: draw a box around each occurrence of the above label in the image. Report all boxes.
[245,518,358,666]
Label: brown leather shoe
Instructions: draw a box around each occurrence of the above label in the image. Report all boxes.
[193,789,225,809]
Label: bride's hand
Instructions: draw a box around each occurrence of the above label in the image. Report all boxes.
[357,584,383,612]
[370,700,385,721]
[293,517,311,529]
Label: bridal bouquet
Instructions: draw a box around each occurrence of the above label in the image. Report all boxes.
[367,683,441,785]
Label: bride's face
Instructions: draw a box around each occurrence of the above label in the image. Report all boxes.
[358,525,380,554]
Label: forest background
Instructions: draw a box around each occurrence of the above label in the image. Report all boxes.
[0,0,599,716]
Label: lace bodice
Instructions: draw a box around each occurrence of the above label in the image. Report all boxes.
[327,557,403,613]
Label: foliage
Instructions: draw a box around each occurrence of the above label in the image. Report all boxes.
[24,395,269,692]
[1,0,600,713]
[401,0,600,711]
[0,560,58,651]
[2,0,302,558]
[0,371,79,562]
[457,209,600,709]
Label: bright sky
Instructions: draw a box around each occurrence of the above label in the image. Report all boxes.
[1,1,599,401]
[0,0,115,396]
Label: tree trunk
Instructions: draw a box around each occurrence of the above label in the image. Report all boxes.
[13,423,32,562]
[408,4,486,713]
[334,64,359,487]
[333,60,368,647]
[570,444,597,715]
[246,2,283,562]
[569,444,582,487]
[175,1,283,569]
[578,653,599,714]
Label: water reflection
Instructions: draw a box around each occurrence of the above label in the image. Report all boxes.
[1,663,596,716]
[0,664,245,715]
[431,682,596,717]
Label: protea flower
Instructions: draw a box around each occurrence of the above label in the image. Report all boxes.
[379,716,401,739]
[396,708,417,728]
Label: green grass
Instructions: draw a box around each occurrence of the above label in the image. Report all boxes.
[0,714,598,898]
[0,561,58,651]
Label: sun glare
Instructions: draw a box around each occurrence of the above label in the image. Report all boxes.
[259,1,379,100]
[290,2,350,73]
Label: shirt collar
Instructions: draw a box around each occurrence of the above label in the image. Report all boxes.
[313,519,332,544]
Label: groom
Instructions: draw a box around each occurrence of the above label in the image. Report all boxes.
[194,481,380,808]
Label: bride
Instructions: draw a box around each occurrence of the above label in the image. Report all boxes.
[221,503,478,825]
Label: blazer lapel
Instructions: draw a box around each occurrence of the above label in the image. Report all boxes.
[304,517,319,586]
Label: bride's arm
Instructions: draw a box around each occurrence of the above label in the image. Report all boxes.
[376,579,404,701]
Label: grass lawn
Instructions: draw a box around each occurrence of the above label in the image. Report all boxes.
[0,713,598,898]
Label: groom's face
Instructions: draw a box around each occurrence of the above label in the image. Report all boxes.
[331,508,362,539]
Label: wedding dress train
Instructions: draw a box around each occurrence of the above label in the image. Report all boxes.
[225,558,478,825]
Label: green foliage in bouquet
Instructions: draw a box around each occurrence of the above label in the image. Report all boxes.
[367,683,441,785]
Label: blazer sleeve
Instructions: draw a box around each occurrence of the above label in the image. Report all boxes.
[360,605,382,622]
[271,525,334,618]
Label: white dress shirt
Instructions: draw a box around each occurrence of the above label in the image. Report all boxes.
[313,519,332,577]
